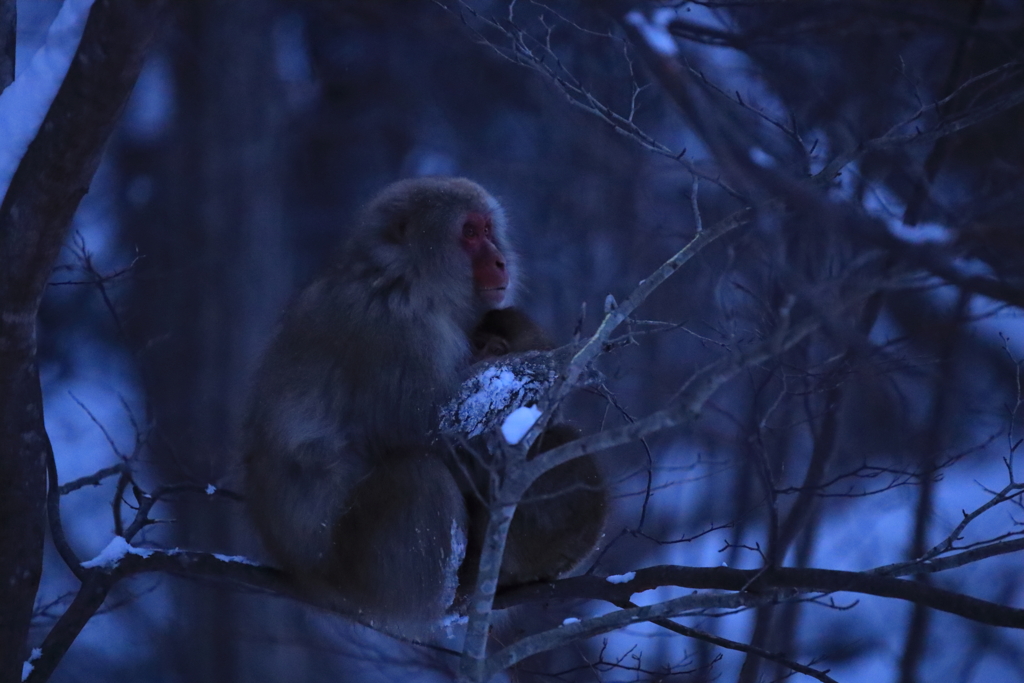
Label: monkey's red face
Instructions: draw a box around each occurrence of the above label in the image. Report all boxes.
[461,211,508,307]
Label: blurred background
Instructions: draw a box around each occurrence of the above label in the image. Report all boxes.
[18,0,1024,681]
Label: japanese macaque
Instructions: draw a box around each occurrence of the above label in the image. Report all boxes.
[465,309,607,586]
[243,177,606,633]
[471,306,554,360]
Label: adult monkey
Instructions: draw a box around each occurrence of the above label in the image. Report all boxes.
[243,177,605,634]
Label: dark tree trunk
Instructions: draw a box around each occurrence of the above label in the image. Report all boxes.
[0,0,13,93]
[0,3,163,681]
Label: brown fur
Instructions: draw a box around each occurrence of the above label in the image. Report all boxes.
[243,178,516,633]
[471,307,554,361]
[243,177,605,634]
[501,424,607,585]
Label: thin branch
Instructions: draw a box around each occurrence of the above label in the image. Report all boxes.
[922,481,1024,562]
[45,446,84,581]
[58,463,126,495]
[648,617,838,683]
[485,590,784,677]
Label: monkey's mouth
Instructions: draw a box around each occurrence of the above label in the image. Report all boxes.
[479,287,507,305]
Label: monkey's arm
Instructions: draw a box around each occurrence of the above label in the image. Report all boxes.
[441,350,609,591]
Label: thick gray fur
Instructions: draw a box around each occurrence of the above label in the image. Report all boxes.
[242,178,516,633]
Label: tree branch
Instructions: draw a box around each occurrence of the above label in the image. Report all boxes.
[495,555,1024,630]
[0,2,165,680]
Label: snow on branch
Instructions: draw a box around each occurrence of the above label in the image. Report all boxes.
[0,0,95,204]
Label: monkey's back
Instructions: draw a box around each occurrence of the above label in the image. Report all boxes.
[241,264,471,580]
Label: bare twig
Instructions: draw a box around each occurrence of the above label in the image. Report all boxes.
[648,617,838,683]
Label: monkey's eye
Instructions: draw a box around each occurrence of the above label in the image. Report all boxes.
[462,223,478,239]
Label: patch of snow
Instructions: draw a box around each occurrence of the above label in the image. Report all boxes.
[21,648,42,682]
[0,0,96,203]
[440,612,469,637]
[501,405,541,445]
[561,617,580,625]
[454,365,529,437]
[442,518,467,609]
[80,535,152,569]
[211,553,259,565]
[441,613,469,626]
[606,571,636,584]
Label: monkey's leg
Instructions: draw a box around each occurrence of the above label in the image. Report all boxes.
[499,425,608,586]
[328,454,468,626]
